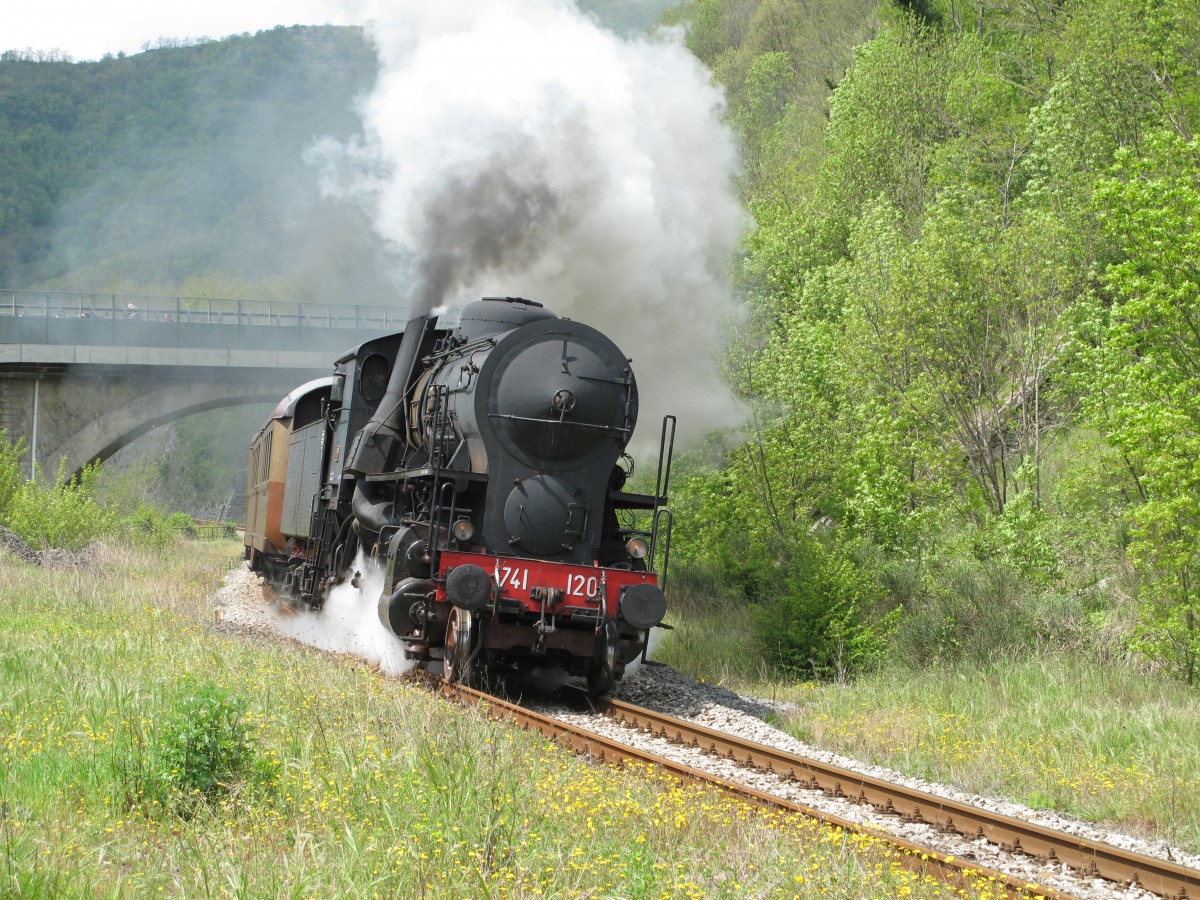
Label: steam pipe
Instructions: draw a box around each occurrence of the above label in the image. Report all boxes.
[345,314,436,477]
[351,480,397,536]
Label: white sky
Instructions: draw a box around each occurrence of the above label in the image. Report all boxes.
[3,0,367,61]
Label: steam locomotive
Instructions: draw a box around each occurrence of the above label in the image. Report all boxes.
[244,297,674,694]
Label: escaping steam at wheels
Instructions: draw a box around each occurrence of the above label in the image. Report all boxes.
[244,296,674,695]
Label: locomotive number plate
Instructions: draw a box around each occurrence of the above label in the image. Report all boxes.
[437,550,658,614]
[496,563,601,601]
[496,564,531,593]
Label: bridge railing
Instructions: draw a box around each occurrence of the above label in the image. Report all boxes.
[0,289,407,330]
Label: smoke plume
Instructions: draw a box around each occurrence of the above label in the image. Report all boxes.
[310,0,748,441]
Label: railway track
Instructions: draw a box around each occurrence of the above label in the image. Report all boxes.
[591,696,1199,900]
[418,674,1200,900]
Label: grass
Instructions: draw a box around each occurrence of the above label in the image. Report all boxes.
[0,541,1015,899]
[776,660,1200,852]
[658,576,1200,854]
[656,568,775,687]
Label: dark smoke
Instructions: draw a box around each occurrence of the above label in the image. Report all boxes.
[310,0,749,442]
[413,138,597,313]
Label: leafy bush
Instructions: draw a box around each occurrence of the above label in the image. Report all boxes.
[165,512,198,537]
[144,681,275,812]
[1131,570,1200,686]
[0,432,212,554]
[0,430,25,519]
[126,503,168,539]
[757,537,897,680]
[890,558,1039,667]
[972,489,1062,586]
[4,459,118,550]
[123,505,209,546]
[123,505,195,546]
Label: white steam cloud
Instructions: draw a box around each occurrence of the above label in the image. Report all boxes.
[272,553,413,676]
[309,0,748,442]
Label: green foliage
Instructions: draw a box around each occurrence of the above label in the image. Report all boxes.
[3,458,119,550]
[1069,130,1200,683]
[1041,429,1135,588]
[123,504,199,546]
[758,538,898,679]
[662,0,877,192]
[662,0,1200,685]
[890,557,1040,666]
[970,484,1061,586]
[667,466,773,598]
[0,431,199,552]
[822,17,953,224]
[165,511,198,537]
[141,680,274,812]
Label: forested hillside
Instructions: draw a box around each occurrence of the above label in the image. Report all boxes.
[666,0,1200,684]
[0,26,398,299]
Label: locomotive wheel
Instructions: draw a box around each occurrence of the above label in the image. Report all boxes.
[586,620,619,697]
[443,607,477,686]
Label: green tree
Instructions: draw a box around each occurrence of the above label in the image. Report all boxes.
[1074,131,1200,683]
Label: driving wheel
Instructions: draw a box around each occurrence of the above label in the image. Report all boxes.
[443,607,476,685]
[586,620,619,697]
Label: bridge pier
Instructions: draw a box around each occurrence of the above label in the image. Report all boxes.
[0,375,38,476]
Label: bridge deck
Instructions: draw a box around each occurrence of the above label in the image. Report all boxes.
[0,290,409,479]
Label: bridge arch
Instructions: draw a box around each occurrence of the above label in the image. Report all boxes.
[46,380,295,479]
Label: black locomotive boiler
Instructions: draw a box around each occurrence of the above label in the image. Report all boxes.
[245,297,674,694]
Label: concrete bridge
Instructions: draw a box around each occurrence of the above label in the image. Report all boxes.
[0,290,407,480]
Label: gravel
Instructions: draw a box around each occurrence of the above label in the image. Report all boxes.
[209,561,1200,899]
[210,562,287,636]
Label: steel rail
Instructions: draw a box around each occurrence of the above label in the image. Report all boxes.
[593,697,1199,900]
[422,677,1072,900]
